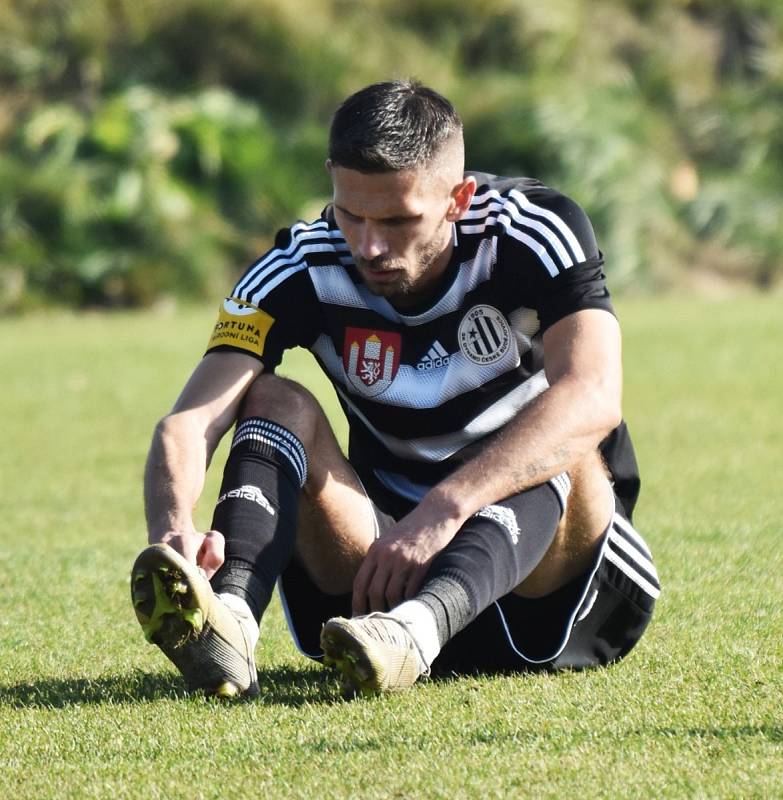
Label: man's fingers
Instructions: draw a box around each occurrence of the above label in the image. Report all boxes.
[197,530,226,579]
[403,563,430,600]
[160,531,204,565]
[385,569,409,611]
[367,567,391,612]
[352,558,376,616]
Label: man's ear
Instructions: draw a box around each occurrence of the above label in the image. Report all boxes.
[325,158,334,174]
[446,175,477,222]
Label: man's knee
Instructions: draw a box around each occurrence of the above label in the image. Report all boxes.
[239,373,327,446]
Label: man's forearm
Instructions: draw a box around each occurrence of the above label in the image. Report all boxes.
[419,373,620,526]
[144,413,211,541]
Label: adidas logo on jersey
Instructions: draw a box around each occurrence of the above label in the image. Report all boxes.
[416,341,451,371]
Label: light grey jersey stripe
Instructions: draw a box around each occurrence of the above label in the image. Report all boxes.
[306,264,366,309]
[373,469,430,503]
[508,306,541,356]
[395,236,497,324]
[311,333,530,409]
[333,372,549,462]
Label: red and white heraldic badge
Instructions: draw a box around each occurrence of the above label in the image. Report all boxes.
[342,327,402,397]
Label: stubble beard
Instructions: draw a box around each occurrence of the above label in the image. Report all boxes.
[356,238,447,305]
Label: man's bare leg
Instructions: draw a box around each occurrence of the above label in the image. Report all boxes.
[233,373,377,594]
[514,450,615,598]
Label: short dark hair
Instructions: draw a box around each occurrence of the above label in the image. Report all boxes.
[328,80,463,172]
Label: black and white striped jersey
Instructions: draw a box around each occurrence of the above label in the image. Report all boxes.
[206,172,616,498]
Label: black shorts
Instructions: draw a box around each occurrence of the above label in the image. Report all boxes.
[278,479,659,674]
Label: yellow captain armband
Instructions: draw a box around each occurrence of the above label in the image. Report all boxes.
[206,297,275,358]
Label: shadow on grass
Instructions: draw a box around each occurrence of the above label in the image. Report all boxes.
[0,664,340,709]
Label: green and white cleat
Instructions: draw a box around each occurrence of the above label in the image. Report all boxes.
[131,543,259,699]
[320,613,429,696]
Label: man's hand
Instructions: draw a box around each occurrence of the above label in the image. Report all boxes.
[154,530,226,579]
[352,504,462,615]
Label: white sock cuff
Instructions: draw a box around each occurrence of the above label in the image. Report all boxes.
[217,592,260,649]
[390,599,441,667]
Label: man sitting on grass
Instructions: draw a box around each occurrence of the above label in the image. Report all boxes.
[131,80,659,697]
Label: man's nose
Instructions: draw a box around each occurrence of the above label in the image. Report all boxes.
[358,223,388,261]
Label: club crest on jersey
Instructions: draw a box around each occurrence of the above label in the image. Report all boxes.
[343,327,401,397]
[458,305,511,365]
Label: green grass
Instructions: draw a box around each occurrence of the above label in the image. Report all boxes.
[0,296,781,798]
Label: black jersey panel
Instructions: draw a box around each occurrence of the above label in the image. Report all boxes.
[530,259,615,333]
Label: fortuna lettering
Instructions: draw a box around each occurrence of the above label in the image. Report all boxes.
[212,320,262,337]
[216,485,275,516]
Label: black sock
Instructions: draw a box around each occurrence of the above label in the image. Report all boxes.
[209,417,307,623]
[415,480,565,646]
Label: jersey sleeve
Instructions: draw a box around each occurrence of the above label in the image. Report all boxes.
[205,226,323,371]
[496,185,615,331]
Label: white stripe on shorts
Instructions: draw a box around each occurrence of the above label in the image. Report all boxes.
[612,512,653,560]
[604,547,661,600]
[605,514,660,600]
[608,527,659,584]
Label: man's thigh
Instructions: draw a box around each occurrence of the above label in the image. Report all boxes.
[238,372,388,595]
[280,475,398,659]
[293,431,397,595]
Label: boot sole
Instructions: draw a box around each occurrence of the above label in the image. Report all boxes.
[131,544,258,698]
[320,619,383,696]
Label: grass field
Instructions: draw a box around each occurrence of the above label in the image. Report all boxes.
[1,295,781,799]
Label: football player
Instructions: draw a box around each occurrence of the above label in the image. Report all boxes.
[132,80,658,697]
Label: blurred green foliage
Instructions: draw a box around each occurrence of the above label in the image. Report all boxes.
[1,0,781,310]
